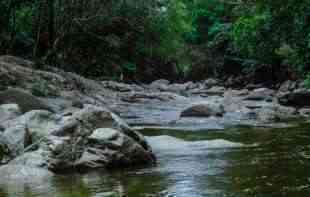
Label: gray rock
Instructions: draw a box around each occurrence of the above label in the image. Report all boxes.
[150,79,170,91]
[299,108,310,117]
[278,89,310,107]
[75,128,153,169]
[203,78,219,88]
[181,103,225,117]
[0,104,21,123]
[0,110,59,162]
[0,149,51,182]
[44,106,155,172]
[279,80,297,92]
[244,88,275,101]
[204,86,226,96]
[0,88,54,113]
[255,105,297,123]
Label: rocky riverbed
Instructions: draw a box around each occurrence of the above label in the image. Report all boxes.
[1,56,310,196]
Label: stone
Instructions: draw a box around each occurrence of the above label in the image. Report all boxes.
[278,89,310,107]
[279,80,297,92]
[299,108,310,117]
[244,88,275,101]
[45,106,155,172]
[181,103,225,117]
[203,78,219,88]
[0,88,54,113]
[204,86,226,96]
[0,104,21,123]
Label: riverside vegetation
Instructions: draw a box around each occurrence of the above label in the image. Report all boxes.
[1,0,310,197]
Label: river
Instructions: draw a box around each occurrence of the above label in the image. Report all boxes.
[1,122,310,197]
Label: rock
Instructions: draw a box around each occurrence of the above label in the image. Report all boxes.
[0,88,54,113]
[75,128,154,169]
[0,110,59,161]
[245,84,264,90]
[244,88,275,101]
[278,89,310,107]
[150,79,170,86]
[150,79,170,89]
[229,89,249,97]
[203,78,219,88]
[275,105,298,120]
[181,103,225,117]
[102,81,143,92]
[0,149,52,181]
[299,108,310,117]
[0,104,21,123]
[255,105,297,123]
[204,86,226,96]
[45,106,155,172]
[255,107,278,123]
[279,80,297,92]
[121,92,186,103]
[0,105,155,173]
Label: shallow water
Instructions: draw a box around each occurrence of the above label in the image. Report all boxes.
[1,123,310,197]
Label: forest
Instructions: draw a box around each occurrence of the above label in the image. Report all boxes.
[2,1,310,197]
[1,0,310,85]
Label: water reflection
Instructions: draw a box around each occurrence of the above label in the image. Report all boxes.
[1,124,310,196]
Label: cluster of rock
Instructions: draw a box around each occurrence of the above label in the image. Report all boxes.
[145,79,310,126]
[2,55,310,178]
[0,89,155,177]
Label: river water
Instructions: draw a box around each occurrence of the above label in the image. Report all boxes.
[1,123,310,197]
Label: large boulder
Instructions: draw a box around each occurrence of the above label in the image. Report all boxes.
[181,103,225,117]
[0,105,155,173]
[46,106,155,172]
[244,88,275,101]
[278,80,297,92]
[0,149,52,183]
[0,88,54,113]
[255,105,297,123]
[278,89,310,107]
[0,104,21,124]
[0,110,59,161]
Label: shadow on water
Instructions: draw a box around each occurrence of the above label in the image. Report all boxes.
[1,122,310,196]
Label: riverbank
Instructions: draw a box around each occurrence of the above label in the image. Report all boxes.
[1,55,310,196]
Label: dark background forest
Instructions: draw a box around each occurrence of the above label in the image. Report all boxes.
[1,0,310,86]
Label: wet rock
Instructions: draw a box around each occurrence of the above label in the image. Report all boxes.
[245,84,264,90]
[278,89,310,107]
[279,80,297,92]
[46,106,155,171]
[102,81,143,92]
[203,78,219,88]
[0,104,21,123]
[204,86,226,96]
[0,149,52,181]
[255,105,297,123]
[181,103,225,117]
[0,105,155,173]
[0,110,59,161]
[299,108,310,117]
[244,88,275,101]
[75,128,154,169]
[150,79,170,91]
[0,88,54,113]
[121,92,186,103]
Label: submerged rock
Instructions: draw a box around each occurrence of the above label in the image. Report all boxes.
[244,88,275,101]
[0,88,54,113]
[181,103,225,118]
[0,104,21,123]
[278,89,310,107]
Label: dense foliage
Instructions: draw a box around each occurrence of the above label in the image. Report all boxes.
[1,0,310,84]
